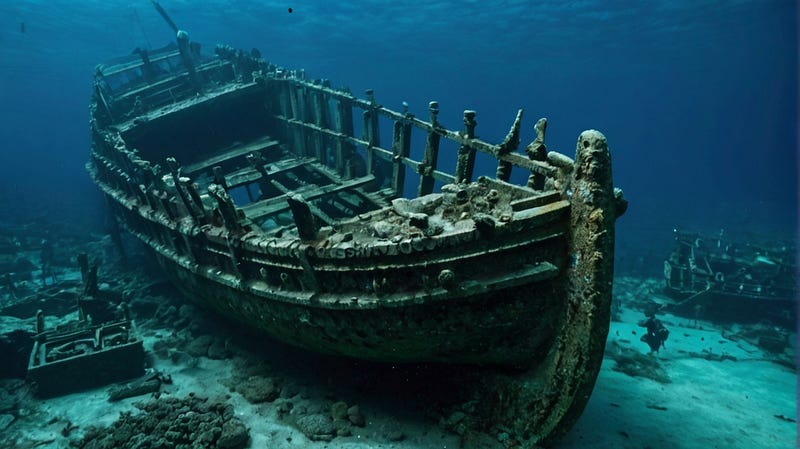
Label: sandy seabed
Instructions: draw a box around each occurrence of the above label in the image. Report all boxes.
[0,272,795,449]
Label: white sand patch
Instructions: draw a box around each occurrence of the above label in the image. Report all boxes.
[559,313,796,449]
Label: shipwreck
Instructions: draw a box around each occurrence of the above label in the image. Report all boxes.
[87,3,626,446]
[664,229,796,327]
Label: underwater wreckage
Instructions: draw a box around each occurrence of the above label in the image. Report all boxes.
[87,8,626,446]
[664,229,796,326]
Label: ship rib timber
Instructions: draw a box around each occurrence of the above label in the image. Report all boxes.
[184,136,280,175]
[240,173,376,220]
[88,27,626,447]
[225,157,313,189]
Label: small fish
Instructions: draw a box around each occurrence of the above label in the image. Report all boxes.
[774,414,796,423]
[646,404,668,411]
[754,255,777,266]
[20,22,25,34]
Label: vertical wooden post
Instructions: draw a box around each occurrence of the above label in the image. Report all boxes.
[362,89,380,178]
[418,101,442,196]
[335,98,354,177]
[208,184,241,232]
[246,152,271,201]
[304,84,320,162]
[278,79,293,156]
[335,98,346,178]
[183,179,209,222]
[310,86,330,165]
[391,104,413,197]
[164,157,196,223]
[495,109,524,182]
[298,85,315,158]
[288,82,305,157]
[455,110,477,184]
[212,166,228,190]
[526,118,548,190]
[287,194,319,240]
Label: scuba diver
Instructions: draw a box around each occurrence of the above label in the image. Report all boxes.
[638,311,670,353]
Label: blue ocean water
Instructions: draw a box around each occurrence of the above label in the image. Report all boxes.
[0,1,796,268]
[0,2,796,447]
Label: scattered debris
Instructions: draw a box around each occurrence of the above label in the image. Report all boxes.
[688,350,737,363]
[222,375,279,404]
[294,413,336,442]
[645,404,668,411]
[59,420,78,437]
[108,370,172,402]
[70,395,250,449]
[664,229,796,326]
[606,341,671,384]
[26,253,145,398]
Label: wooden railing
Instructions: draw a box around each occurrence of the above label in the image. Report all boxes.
[267,73,558,199]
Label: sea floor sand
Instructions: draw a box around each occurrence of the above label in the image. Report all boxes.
[560,306,796,449]
[0,270,795,449]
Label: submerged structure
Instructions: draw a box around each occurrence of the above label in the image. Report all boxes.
[664,229,796,326]
[87,5,626,445]
[28,308,143,398]
[27,256,144,397]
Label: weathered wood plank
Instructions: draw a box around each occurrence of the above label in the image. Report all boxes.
[510,191,562,211]
[183,136,280,174]
[240,174,376,220]
[225,157,313,189]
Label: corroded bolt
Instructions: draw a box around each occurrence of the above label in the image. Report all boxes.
[455,189,469,204]
[438,269,456,290]
[372,277,388,294]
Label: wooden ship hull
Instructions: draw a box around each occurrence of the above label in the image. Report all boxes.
[87,11,626,444]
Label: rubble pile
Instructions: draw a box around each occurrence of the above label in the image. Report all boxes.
[70,395,249,449]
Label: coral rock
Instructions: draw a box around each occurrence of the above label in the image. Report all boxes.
[295,414,335,442]
[218,419,249,449]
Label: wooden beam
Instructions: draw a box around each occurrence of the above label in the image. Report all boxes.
[240,174,376,220]
[183,136,279,174]
[225,157,313,189]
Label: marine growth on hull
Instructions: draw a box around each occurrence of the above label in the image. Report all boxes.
[87,18,626,446]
